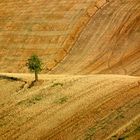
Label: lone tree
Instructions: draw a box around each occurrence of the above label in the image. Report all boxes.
[27,55,42,81]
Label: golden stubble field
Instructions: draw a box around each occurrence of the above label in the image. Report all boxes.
[0,0,139,75]
[0,74,140,140]
[0,0,140,140]
[0,0,109,72]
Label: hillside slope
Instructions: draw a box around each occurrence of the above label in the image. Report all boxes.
[0,0,140,139]
[51,0,140,76]
[0,74,140,140]
[0,0,108,73]
[0,0,139,75]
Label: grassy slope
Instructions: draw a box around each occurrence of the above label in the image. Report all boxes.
[0,74,140,140]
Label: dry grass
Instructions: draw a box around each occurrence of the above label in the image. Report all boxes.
[0,0,108,73]
[0,73,140,140]
[51,0,140,76]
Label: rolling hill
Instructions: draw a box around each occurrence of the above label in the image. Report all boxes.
[0,0,140,140]
[0,0,139,75]
[0,74,140,140]
[51,0,140,76]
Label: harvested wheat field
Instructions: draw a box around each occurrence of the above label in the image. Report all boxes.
[0,0,140,140]
[0,74,140,140]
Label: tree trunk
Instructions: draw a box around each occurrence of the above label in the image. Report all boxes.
[35,70,38,81]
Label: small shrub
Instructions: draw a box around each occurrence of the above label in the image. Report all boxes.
[18,94,45,107]
[51,82,63,88]
[55,96,68,104]
[118,137,125,140]
[84,127,96,140]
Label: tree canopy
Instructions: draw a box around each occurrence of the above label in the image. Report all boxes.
[27,55,42,81]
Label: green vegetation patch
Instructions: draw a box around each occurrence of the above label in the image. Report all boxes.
[0,121,8,128]
[51,82,63,88]
[84,127,96,140]
[118,137,126,140]
[111,135,117,139]
[54,96,68,104]
[118,126,140,140]
[116,114,125,119]
[18,93,45,107]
